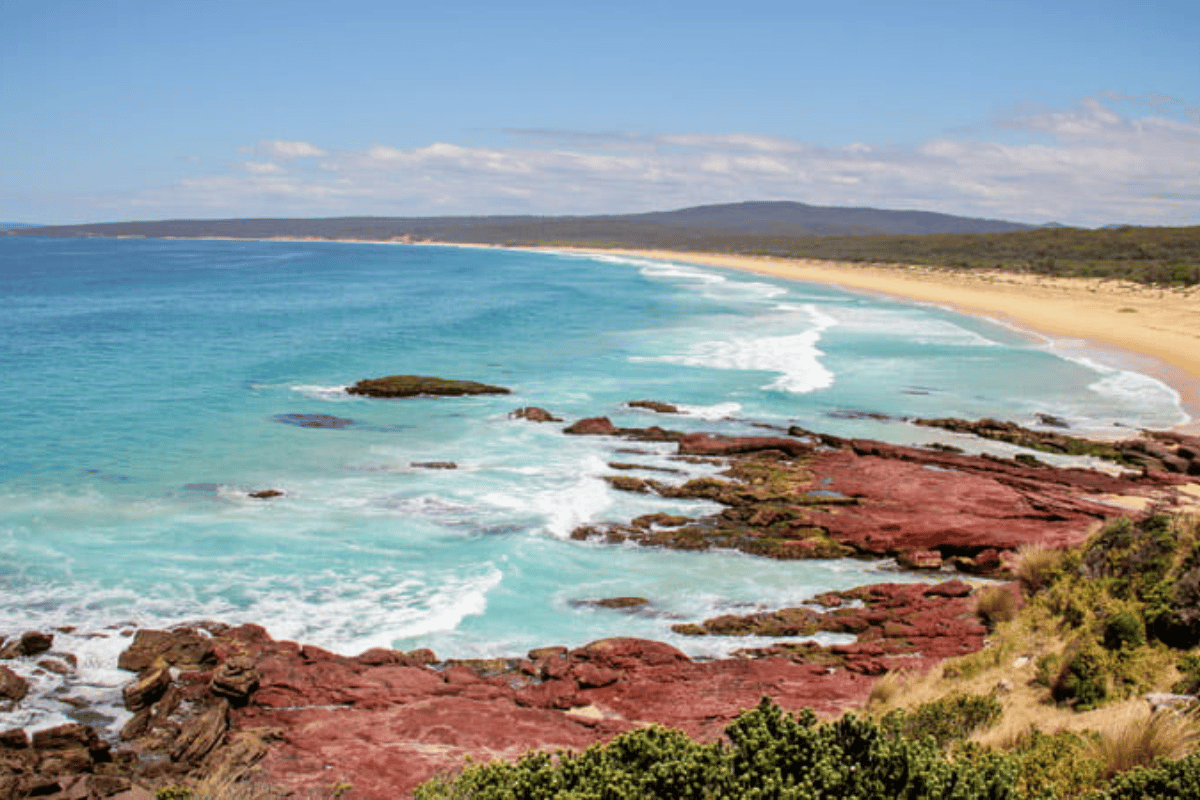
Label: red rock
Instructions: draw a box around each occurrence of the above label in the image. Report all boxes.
[564,417,618,435]
[677,433,812,458]
[897,549,943,569]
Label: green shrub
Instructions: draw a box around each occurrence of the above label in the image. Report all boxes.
[1053,639,1111,710]
[1104,610,1147,651]
[1004,729,1103,800]
[1105,751,1200,798]
[1173,653,1200,695]
[896,694,1004,749]
[415,697,1018,799]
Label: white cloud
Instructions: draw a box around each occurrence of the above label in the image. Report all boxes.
[130,96,1198,226]
[248,140,328,159]
[243,161,285,175]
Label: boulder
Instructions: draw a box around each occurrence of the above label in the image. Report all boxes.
[118,628,217,673]
[0,631,54,660]
[0,666,29,707]
[564,417,618,435]
[346,375,509,398]
[510,407,562,422]
[122,663,171,711]
[210,655,259,705]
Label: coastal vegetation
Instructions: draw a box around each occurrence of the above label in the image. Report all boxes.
[414,513,1200,799]
[6,202,1197,286]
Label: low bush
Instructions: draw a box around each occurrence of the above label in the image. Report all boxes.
[896,693,1004,749]
[416,697,1019,799]
[1105,750,1200,798]
[1052,639,1111,710]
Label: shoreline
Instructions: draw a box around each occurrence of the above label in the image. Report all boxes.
[532,246,1200,435]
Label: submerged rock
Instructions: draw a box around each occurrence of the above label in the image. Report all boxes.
[347,375,510,398]
[272,413,356,428]
[570,597,652,612]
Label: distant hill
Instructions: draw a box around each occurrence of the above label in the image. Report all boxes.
[0,201,1033,243]
[6,203,1195,284]
[0,222,41,231]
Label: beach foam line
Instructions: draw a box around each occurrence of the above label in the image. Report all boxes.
[543,247,1200,433]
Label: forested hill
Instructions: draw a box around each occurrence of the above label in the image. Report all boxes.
[7,201,1198,285]
[2,200,1032,242]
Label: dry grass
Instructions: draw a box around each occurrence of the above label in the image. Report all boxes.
[975,584,1021,628]
[1087,706,1200,778]
[1014,544,1063,594]
[865,669,909,711]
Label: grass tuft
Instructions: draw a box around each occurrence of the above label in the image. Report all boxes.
[1088,707,1200,779]
[1014,544,1063,595]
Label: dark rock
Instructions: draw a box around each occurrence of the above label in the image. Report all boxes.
[169,701,228,764]
[628,400,679,414]
[571,597,651,612]
[346,375,510,398]
[411,461,458,469]
[272,413,356,428]
[118,628,216,673]
[248,489,285,499]
[0,666,29,707]
[122,664,171,711]
[0,631,54,659]
[210,655,260,705]
[1037,414,1070,428]
[510,407,562,422]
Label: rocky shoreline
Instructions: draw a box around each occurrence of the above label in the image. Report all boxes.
[4,408,1199,799]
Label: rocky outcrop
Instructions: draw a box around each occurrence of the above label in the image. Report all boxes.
[672,580,987,671]
[0,724,119,800]
[346,375,510,398]
[914,417,1200,476]
[575,421,1196,568]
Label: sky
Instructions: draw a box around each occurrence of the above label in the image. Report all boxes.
[2,0,1198,227]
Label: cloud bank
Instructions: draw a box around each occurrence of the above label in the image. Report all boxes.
[131,96,1199,227]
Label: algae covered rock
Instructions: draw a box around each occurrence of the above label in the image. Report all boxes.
[347,374,510,398]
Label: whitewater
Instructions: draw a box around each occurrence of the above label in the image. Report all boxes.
[0,236,1187,732]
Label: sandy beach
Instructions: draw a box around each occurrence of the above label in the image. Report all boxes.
[531,247,1200,434]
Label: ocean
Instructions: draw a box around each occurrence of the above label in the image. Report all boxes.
[0,236,1187,732]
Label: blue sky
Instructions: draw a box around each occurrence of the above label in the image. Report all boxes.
[2,0,1197,226]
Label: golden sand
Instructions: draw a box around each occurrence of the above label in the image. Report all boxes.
[542,247,1200,433]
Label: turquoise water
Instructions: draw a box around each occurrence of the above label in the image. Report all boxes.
[0,237,1186,731]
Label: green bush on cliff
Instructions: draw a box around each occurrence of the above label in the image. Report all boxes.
[1105,752,1200,799]
[894,693,1004,749]
[416,697,1017,799]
